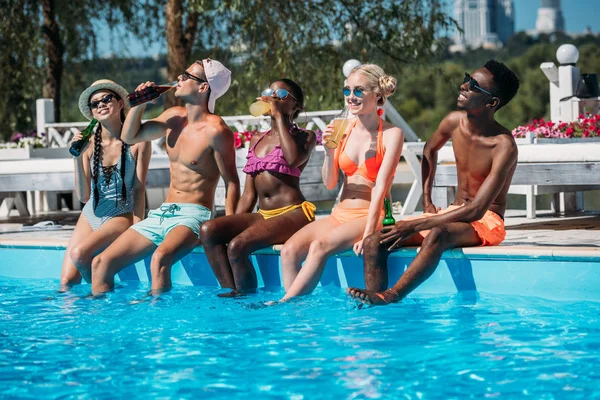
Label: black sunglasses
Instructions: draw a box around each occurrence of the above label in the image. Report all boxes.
[89,93,117,109]
[343,87,364,98]
[463,73,495,96]
[181,71,207,84]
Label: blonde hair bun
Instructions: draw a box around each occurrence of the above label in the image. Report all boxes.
[350,63,396,106]
[379,75,397,97]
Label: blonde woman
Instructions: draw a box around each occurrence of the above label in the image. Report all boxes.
[278,64,404,301]
[59,80,151,289]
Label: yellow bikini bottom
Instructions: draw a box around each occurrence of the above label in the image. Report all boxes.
[258,201,316,222]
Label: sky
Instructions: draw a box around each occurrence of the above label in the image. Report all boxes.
[98,0,600,58]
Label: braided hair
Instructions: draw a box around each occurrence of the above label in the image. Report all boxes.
[91,92,129,211]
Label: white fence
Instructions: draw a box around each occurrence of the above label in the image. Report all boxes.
[36,98,419,153]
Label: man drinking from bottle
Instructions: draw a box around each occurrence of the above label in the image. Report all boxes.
[90,58,240,295]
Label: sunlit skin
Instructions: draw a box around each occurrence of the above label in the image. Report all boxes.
[89,61,240,295]
[200,80,317,297]
[348,67,518,306]
[277,71,404,302]
[60,89,151,289]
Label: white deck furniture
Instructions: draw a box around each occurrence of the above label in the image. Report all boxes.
[0,150,340,217]
[431,142,600,218]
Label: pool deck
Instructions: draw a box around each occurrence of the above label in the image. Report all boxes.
[1,210,598,256]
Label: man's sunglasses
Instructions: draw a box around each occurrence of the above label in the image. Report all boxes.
[463,73,495,96]
[261,88,297,101]
[343,87,364,98]
[89,94,116,109]
[181,71,207,83]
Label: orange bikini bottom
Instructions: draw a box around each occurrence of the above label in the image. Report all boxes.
[330,204,384,225]
[404,205,506,246]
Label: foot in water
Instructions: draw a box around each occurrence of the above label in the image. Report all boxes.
[217,290,243,298]
[346,287,399,306]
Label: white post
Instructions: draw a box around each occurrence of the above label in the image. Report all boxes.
[540,62,560,122]
[36,99,54,147]
[556,44,580,122]
[540,44,581,123]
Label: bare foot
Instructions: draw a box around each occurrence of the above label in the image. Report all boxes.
[346,287,399,306]
[217,290,243,298]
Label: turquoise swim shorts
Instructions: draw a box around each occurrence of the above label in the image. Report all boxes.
[131,203,213,246]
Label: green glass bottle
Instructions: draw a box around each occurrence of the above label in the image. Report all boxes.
[69,118,99,157]
[382,198,396,227]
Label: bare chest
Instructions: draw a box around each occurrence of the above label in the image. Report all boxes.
[452,135,496,183]
[166,127,214,171]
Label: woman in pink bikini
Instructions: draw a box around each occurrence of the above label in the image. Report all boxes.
[277,64,404,302]
[200,79,317,296]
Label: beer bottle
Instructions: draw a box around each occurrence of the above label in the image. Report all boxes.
[69,118,99,157]
[128,82,177,107]
[382,198,396,227]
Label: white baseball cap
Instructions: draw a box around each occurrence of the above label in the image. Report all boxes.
[201,58,231,113]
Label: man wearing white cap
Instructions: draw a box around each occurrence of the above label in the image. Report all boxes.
[91,58,240,295]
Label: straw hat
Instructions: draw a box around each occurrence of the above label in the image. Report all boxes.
[78,79,131,120]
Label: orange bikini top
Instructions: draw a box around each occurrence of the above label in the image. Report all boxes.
[335,118,385,182]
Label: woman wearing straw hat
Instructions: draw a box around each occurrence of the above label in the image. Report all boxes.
[59,79,152,289]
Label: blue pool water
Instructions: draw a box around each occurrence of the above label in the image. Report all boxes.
[1,277,599,399]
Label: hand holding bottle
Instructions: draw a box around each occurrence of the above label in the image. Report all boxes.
[128,81,177,107]
[324,107,350,149]
[321,122,337,156]
[257,94,285,116]
[70,132,83,145]
[69,118,98,157]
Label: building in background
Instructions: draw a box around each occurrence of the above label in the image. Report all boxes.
[452,0,515,52]
[536,0,565,34]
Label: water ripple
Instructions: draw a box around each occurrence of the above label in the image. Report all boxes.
[0,277,598,399]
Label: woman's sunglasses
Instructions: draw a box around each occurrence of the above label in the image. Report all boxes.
[343,87,364,98]
[463,73,495,96]
[89,94,116,109]
[181,71,207,83]
[261,88,297,101]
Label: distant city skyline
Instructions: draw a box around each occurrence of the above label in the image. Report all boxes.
[98,0,600,58]
[453,0,515,50]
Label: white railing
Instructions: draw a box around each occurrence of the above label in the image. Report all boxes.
[37,98,420,154]
[38,99,344,154]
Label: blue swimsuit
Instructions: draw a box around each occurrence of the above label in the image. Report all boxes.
[81,146,136,231]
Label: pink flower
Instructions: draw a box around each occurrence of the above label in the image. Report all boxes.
[243,131,254,142]
[234,133,242,149]
[565,127,574,138]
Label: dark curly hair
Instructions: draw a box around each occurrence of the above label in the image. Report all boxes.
[273,78,304,120]
[484,60,520,110]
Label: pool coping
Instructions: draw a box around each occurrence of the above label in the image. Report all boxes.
[2,237,599,262]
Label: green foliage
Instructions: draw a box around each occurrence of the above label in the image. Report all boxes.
[3,1,600,145]
[0,0,43,137]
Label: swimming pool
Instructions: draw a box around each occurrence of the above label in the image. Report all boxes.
[1,277,598,398]
[1,243,599,301]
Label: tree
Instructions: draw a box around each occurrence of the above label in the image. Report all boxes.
[39,0,144,123]
[164,0,199,108]
[138,0,457,109]
[41,0,63,123]
[0,0,43,138]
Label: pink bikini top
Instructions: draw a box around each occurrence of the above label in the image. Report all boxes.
[242,130,302,177]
